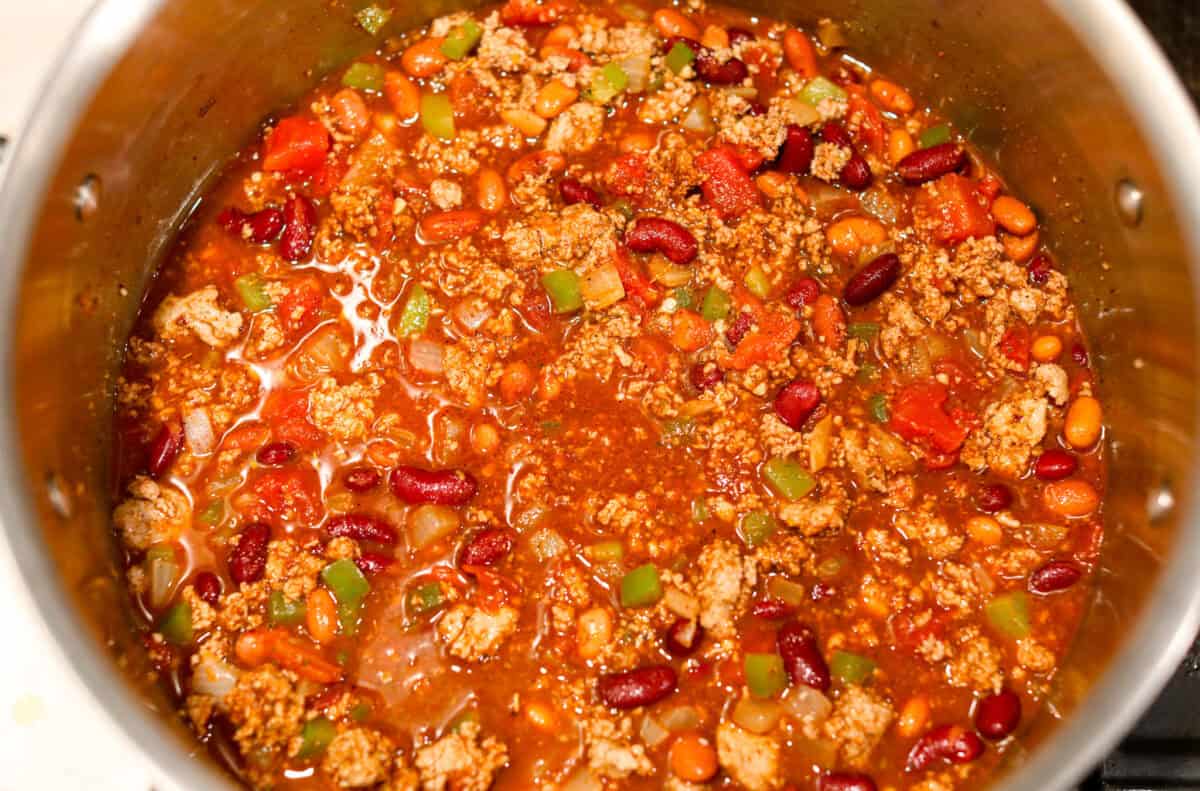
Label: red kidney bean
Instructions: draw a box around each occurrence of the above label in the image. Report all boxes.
[976,483,1013,513]
[460,527,513,567]
[840,154,873,191]
[745,100,767,117]
[664,618,705,656]
[279,194,317,261]
[777,620,831,691]
[355,552,395,575]
[256,441,296,466]
[726,311,755,346]
[1034,449,1078,480]
[751,598,798,619]
[819,121,852,148]
[228,522,271,584]
[694,51,748,84]
[727,27,755,45]
[1072,343,1090,367]
[325,513,398,545]
[390,465,478,505]
[344,466,381,492]
[690,362,723,392]
[624,217,698,264]
[777,125,814,175]
[775,378,821,430]
[785,277,821,309]
[975,689,1021,740]
[193,571,222,605]
[819,773,878,791]
[897,143,968,185]
[147,422,184,479]
[843,253,901,306]
[906,724,984,772]
[1028,559,1083,594]
[218,206,285,244]
[559,177,603,209]
[1027,253,1053,285]
[597,665,677,709]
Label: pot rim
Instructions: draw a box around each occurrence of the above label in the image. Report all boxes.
[0,1,1197,790]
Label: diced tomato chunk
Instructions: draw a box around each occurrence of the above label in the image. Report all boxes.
[889,381,971,456]
[277,278,324,336]
[262,389,324,449]
[262,116,331,173]
[605,153,649,197]
[249,466,321,525]
[916,174,996,246]
[500,0,572,26]
[696,145,762,220]
[614,247,660,307]
[727,311,801,370]
[998,325,1031,371]
[848,92,885,157]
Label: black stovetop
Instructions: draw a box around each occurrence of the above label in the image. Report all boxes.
[1080,4,1199,788]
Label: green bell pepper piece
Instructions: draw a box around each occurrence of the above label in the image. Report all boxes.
[420,94,456,140]
[541,269,583,313]
[739,510,778,548]
[830,650,876,684]
[619,563,663,608]
[342,62,385,92]
[397,283,431,336]
[745,653,788,698]
[234,273,272,313]
[986,591,1032,638]
[700,286,732,322]
[441,20,483,60]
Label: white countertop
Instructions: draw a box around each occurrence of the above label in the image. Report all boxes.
[0,1,161,789]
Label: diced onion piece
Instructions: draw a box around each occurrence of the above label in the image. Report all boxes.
[639,714,670,747]
[659,704,701,732]
[620,53,651,93]
[562,768,604,791]
[288,325,352,383]
[146,548,178,610]
[732,695,782,734]
[579,263,626,309]
[809,415,834,472]
[452,298,495,332]
[647,256,692,287]
[192,652,240,699]
[816,19,848,49]
[766,576,806,606]
[680,96,715,134]
[662,587,700,620]
[407,504,460,549]
[867,425,916,471]
[783,685,832,725]
[408,337,445,375]
[788,97,822,127]
[184,408,215,455]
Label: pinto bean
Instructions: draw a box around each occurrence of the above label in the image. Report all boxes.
[897,143,967,185]
[777,125,814,174]
[843,253,900,306]
[419,209,485,244]
[256,442,296,466]
[974,689,1021,740]
[218,206,285,244]
[390,465,478,505]
[1028,560,1083,594]
[279,195,317,261]
[559,177,603,209]
[460,527,514,567]
[775,379,821,430]
[625,217,698,264]
[229,522,271,584]
[597,665,677,709]
[906,724,984,772]
[325,513,398,544]
[777,620,830,691]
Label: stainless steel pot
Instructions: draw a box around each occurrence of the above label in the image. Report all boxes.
[1,0,1198,788]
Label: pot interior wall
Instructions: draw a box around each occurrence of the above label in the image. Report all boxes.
[8,0,1195,787]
